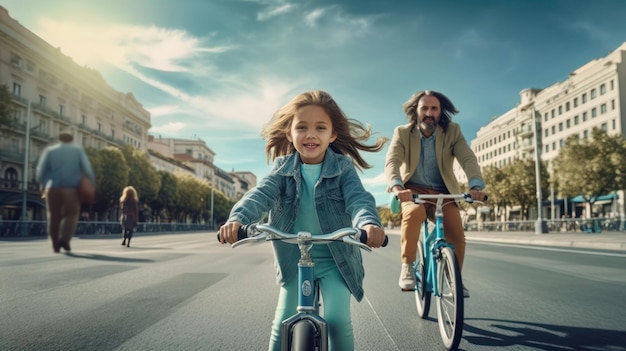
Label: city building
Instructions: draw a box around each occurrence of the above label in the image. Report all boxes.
[0,5,255,223]
[0,6,150,221]
[468,42,626,220]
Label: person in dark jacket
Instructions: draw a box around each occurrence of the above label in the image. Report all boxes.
[120,186,139,247]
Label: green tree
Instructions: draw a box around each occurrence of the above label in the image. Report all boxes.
[95,147,130,218]
[149,170,179,221]
[553,128,626,217]
[0,84,15,128]
[501,158,549,220]
[483,165,508,220]
[120,145,161,204]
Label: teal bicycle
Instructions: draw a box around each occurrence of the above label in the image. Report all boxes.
[219,224,387,351]
[391,193,485,351]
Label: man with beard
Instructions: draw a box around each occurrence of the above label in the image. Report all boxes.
[384,90,486,297]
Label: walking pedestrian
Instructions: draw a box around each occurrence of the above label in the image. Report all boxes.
[36,131,95,253]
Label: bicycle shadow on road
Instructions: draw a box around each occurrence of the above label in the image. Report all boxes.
[64,252,155,263]
[463,318,626,351]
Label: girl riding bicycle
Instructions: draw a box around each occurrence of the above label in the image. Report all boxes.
[218,90,387,351]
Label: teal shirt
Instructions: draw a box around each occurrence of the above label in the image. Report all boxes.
[293,163,332,258]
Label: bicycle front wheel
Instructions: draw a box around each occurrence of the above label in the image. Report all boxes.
[436,247,464,350]
[290,320,317,351]
[415,237,431,318]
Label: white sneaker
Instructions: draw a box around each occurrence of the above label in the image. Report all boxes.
[399,263,416,290]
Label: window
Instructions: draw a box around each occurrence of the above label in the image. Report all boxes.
[558,106,563,115]
[566,119,570,128]
[610,80,614,90]
[574,115,579,125]
[573,98,578,108]
[97,122,102,132]
[552,141,556,150]
[59,104,64,116]
[12,83,21,96]
[583,130,588,139]
[612,119,616,130]
[582,93,587,103]
[560,139,564,148]
[551,126,556,134]
[601,104,606,114]
[583,112,587,122]
[592,108,597,118]
[565,102,570,111]
[545,145,549,153]
[601,123,607,131]
[591,88,597,99]
[544,129,549,138]
[81,115,86,125]
[611,100,615,110]
[111,130,115,139]
[39,95,46,106]
[558,122,563,131]
[600,84,606,95]
[544,113,548,121]
[551,109,555,118]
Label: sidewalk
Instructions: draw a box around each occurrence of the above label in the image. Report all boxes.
[385,228,626,251]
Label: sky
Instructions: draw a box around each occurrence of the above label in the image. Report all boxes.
[4,0,626,206]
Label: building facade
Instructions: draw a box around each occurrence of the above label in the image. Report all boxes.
[0,6,150,221]
[469,42,626,220]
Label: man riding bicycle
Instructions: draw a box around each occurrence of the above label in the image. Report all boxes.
[384,90,486,296]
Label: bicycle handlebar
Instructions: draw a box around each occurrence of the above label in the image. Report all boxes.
[389,192,488,214]
[217,223,388,249]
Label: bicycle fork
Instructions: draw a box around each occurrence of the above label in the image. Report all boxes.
[281,234,328,350]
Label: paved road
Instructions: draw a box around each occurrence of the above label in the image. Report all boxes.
[1,231,625,350]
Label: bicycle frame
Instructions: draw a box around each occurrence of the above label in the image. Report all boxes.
[421,195,453,298]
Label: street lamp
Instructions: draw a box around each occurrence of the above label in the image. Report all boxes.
[532,105,548,234]
[21,101,32,236]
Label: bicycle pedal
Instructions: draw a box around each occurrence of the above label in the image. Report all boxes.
[401,288,415,292]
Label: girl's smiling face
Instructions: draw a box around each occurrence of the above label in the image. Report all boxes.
[287,105,337,164]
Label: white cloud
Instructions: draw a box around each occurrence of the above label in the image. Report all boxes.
[150,121,186,135]
[360,172,387,187]
[258,3,296,21]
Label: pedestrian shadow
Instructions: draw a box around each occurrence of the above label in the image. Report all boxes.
[64,252,154,263]
[463,318,626,350]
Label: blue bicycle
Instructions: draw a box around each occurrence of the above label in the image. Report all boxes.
[220,223,387,351]
[391,193,485,351]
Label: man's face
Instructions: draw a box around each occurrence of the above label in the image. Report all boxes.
[416,95,441,136]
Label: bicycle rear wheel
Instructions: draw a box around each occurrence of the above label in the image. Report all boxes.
[290,320,317,351]
[436,247,464,350]
[415,236,431,318]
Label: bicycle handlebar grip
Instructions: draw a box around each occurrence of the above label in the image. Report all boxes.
[216,224,251,242]
[357,229,389,247]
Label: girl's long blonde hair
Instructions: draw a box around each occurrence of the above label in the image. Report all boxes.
[261,90,387,171]
[120,186,138,202]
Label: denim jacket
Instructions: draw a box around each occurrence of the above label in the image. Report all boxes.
[228,149,382,301]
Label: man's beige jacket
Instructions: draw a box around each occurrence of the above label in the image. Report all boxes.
[384,122,483,194]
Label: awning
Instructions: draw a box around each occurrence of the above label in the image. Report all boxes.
[570,193,617,203]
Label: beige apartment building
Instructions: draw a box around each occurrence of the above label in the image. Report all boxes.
[470,42,626,220]
[147,135,256,201]
[0,6,150,221]
[0,6,255,223]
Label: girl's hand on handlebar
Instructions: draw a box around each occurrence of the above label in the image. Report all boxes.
[219,221,242,244]
[362,224,386,248]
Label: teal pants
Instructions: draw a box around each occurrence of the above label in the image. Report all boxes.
[268,257,354,351]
